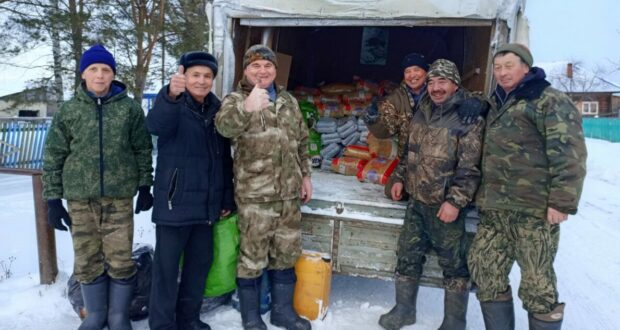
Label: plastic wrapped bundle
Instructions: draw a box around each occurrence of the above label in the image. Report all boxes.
[337,121,358,139]
[368,133,398,158]
[331,157,369,176]
[321,132,341,145]
[343,145,372,160]
[320,142,342,160]
[357,157,400,185]
[316,118,337,134]
[357,117,368,131]
[342,131,360,146]
[359,130,369,144]
[321,157,333,171]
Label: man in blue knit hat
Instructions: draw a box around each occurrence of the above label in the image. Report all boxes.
[43,44,153,330]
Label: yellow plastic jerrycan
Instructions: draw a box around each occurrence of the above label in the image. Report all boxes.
[293,250,333,320]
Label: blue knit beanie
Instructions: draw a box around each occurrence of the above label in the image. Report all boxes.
[80,44,116,74]
[401,53,429,72]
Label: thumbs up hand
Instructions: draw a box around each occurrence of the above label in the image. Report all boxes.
[243,78,270,113]
[168,65,186,99]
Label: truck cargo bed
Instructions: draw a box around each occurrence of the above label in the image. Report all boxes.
[301,171,478,288]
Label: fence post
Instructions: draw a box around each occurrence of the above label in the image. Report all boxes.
[31,172,58,284]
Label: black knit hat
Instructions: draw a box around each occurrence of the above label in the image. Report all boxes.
[401,53,429,72]
[179,51,218,76]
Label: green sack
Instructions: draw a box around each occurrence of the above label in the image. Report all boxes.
[204,212,240,297]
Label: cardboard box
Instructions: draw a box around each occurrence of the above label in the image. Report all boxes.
[275,52,292,89]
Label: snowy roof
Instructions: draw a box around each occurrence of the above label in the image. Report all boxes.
[212,0,525,22]
[537,61,620,94]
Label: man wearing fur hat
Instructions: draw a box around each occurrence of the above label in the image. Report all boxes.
[147,51,235,330]
[364,52,486,198]
[468,44,587,330]
[215,44,312,330]
[43,44,153,329]
[380,59,488,330]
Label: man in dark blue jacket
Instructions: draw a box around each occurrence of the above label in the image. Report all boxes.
[147,51,235,330]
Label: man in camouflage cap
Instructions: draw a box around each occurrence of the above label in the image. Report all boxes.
[364,53,485,199]
[215,44,312,330]
[380,58,488,330]
[43,44,153,329]
[468,43,587,330]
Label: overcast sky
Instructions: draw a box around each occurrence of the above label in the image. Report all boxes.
[525,0,620,78]
[0,1,619,96]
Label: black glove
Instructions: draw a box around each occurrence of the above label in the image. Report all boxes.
[47,199,72,231]
[457,97,489,125]
[135,186,154,214]
[363,97,380,124]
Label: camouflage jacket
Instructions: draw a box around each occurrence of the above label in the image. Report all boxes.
[392,89,485,208]
[43,81,153,200]
[476,68,587,217]
[215,79,311,203]
[366,82,424,156]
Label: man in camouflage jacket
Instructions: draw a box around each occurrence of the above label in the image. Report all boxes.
[42,44,153,329]
[365,53,487,198]
[380,59,486,330]
[215,44,312,330]
[468,44,587,330]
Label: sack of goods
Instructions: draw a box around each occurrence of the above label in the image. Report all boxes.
[357,157,400,185]
[343,145,372,160]
[367,133,398,159]
[331,156,369,176]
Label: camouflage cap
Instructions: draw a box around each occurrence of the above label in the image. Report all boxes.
[427,59,461,85]
[243,44,278,69]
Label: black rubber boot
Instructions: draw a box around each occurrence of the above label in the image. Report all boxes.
[438,290,469,330]
[528,303,565,330]
[237,277,268,330]
[107,275,135,330]
[438,278,469,330]
[378,275,419,330]
[480,286,515,330]
[177,319,211,330]
[269,269,311,330]
[79,274,109,330]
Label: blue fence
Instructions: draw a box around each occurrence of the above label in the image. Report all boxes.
[582,118,620,143]
[0,118,51,169]
[0,116,616,170]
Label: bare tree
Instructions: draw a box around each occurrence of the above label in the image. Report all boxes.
[95,0,165,102]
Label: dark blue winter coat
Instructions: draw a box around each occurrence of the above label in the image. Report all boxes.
[147,86,235,226]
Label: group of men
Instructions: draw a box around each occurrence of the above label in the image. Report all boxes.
[40,40,586,330]
[42,44,311,330]
[367,44,587,330]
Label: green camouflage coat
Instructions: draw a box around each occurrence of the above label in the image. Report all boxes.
[43,81,153,200]
[215,79,311,203]
[392,89,485,208]
[366,82,420,157]
[476,68,587,218]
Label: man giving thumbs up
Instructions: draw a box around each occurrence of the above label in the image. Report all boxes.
[147,51,235,330]
[215,44,312,330]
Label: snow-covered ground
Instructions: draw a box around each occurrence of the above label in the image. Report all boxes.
[1,138,619,330]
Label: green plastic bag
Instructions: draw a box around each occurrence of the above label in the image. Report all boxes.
[204,213,240,297]
[299,100,319,129]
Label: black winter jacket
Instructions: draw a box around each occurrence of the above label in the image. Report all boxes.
[147,86,235,226]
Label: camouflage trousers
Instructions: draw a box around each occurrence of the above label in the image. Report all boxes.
[468,209,560,314]
[395,200,469,282]
[68,197,136,283]
[236,199,302,279]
